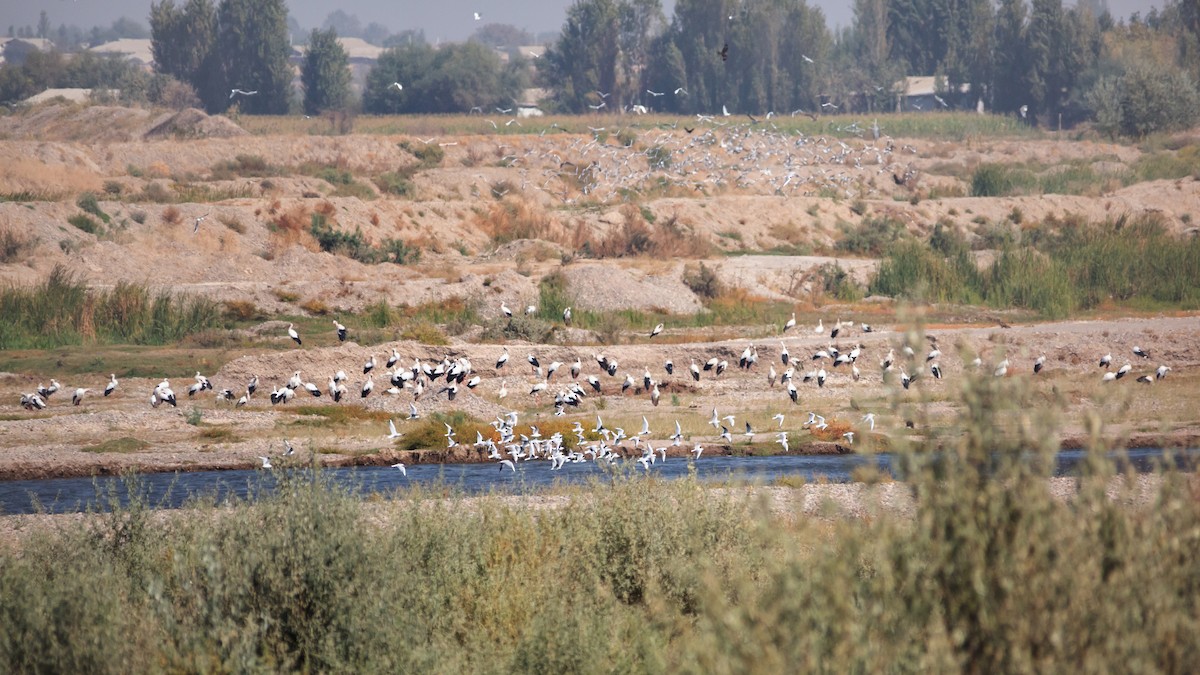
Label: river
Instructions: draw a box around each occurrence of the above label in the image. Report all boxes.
[0,447,1194,516]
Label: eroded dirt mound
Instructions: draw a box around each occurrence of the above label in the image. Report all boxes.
[142,108,248,140]
[0,104,248,143]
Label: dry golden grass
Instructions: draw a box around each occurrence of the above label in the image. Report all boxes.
[0,157,98,196]
[300,298,331,315]
[476,199,557,245]
[268,205,318,254]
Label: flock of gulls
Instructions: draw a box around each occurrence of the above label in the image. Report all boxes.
[467,105,917,206]
[17,309,1173,476]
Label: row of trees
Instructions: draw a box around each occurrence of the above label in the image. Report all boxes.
[149,0,293,114]
[4,0,1197,138]
[537,0,1200,134]
[361,42,527,115]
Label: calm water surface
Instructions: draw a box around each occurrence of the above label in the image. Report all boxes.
[0,447,1193,516]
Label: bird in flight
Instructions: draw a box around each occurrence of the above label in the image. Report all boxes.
[229,89,257,99]
[388,82,403,91]
[192,213,210,233]
[473,12,482,21]
[718,43,729,62]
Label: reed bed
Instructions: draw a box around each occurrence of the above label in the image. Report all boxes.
[870,214,1200,317]
[0,265,222,349]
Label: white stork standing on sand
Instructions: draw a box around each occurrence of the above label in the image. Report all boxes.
[72,387,89,406]
[104,374,118,397]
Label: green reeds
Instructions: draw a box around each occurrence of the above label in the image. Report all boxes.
[0,266,222,349]
[871,214,1200,316]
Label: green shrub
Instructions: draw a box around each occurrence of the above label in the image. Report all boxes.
[67,214,101,234]
[836,215,909,256]
[537,270,573,322]
[374,172,414,197]
[379,238,421,264]
[819,262,864,302]
[970,163,1037,197]
[399,140,445,169]
[76,193,110,224]
[682,262,721,299]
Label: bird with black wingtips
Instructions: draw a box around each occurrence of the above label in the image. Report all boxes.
[718,43,729,61]
[287,323,301,346]
[1034,355,1046,374]
[333,319,347,342]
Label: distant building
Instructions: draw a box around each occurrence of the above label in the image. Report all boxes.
[0,37,55,66]
[20,88,118,105]
[896,76,974,113]
[516,87,549,116]
[88,39,155,70]
[518,45,546,61]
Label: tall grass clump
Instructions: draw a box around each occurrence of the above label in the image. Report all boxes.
[2,371,1198,671]
[970,163,1038,197]
[870,239,982,305]
[536,270,573,323]
[836,215,910,256]
[871,214,1200,315]
[0,265,222,348]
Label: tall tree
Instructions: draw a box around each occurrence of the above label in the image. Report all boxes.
[362,42,523,114]
[149,0,219,109]
[1024,0,1063,119]
[37,11,50,40]
[992,0,1027,114]
[216,0,293,114]
[321,10,362,38]
[541,0,662,112]
[301,28,351,115]
[854,0,890,82]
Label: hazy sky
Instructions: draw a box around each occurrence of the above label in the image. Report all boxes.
[9,0,1164,44]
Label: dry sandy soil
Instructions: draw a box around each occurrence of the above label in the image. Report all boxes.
[0,104,1198,484]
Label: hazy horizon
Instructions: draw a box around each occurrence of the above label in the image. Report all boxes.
[7,0,1163,45]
